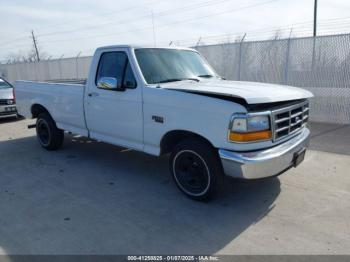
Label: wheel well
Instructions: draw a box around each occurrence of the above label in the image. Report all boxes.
[31,104,49,118]
[160,130,213,155]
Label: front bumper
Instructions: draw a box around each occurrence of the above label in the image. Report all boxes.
[219,128,310,179]
[0,105,17,119]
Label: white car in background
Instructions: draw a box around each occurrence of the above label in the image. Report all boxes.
[0,77,17,119]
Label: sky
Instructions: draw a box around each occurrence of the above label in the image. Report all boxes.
[1,0,350,61]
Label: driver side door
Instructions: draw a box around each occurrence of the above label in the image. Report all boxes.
[85,50,143,150]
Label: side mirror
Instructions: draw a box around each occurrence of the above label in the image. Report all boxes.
[97,77,124,91]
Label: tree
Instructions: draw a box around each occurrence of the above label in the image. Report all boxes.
[5,33,49,64]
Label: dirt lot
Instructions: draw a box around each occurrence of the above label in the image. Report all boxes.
[0,118,349,255]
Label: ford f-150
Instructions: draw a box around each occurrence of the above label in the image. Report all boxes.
[15,45,313,201]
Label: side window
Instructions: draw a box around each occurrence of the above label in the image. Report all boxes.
[123,61,137,89]
[95,52,137,90]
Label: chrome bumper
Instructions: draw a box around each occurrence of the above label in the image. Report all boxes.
[0,105,17,119]
[219,128,310,179]
[0,113,17,119]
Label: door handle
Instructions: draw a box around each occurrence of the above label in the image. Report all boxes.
[88,92,99,97]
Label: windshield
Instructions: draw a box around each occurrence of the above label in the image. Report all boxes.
[135,48,218,84]
[0,78,12,89]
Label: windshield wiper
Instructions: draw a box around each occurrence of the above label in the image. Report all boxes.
[158,78,199,83]
[198,74,226,80]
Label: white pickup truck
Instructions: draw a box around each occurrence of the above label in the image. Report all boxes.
[16,45,313,201]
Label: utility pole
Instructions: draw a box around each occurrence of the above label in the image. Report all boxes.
[195,37,202,47]
[312,0,318,69]
[31,30,40,62]
[313,0,318,37]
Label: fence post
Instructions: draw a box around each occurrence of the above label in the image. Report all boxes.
[46,59,51,81]
[34,61,38,81]
[284,29,293,85]
[237,33,246,81]
[311,36,316,70]
[59,55,64,80]
[76,52,81,79]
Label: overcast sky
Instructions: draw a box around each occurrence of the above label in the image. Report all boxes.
[1,0,350,60]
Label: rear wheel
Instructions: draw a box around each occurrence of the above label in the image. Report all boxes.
[170,138,223,201]
[36,112,64,150]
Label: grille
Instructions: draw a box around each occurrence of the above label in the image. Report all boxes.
[272,101,309,141]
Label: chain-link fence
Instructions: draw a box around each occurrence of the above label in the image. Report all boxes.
[1,33,350,124]
[0,56,92,83]
[196,33,350,124]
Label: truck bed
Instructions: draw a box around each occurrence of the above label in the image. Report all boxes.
[45,79,87,85]
[15,80,88,136]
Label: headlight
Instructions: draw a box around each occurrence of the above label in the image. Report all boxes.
[229,114,271,142]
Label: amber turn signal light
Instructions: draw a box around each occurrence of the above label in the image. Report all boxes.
[229,130,272,142]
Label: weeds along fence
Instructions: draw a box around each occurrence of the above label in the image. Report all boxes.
[1,33,350,124]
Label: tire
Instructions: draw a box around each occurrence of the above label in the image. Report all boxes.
[36,112,64,151]
[169,138,223,201]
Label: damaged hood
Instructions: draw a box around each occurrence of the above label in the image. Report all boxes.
[160,79,313,104]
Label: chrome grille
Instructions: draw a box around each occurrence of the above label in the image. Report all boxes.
[272,101,309,141]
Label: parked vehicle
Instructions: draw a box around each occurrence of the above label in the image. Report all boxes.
[0,77,17,119]
[15,45,313,201]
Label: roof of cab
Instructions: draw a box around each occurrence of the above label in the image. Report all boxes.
[95,45,196,52]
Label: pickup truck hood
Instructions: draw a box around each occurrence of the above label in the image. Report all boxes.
[160,79,313,104]
[0,88,13,100]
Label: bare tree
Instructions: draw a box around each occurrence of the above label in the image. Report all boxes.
[5,36,49,64]
[271,29,282,40]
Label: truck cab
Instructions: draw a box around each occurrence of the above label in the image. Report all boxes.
[15,45,313,201]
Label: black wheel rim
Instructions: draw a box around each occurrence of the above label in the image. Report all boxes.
[173,150,210,196]
[37,119,50,146]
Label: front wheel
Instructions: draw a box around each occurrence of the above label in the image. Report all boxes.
[169,138,223,201]
[36,112,64,151]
